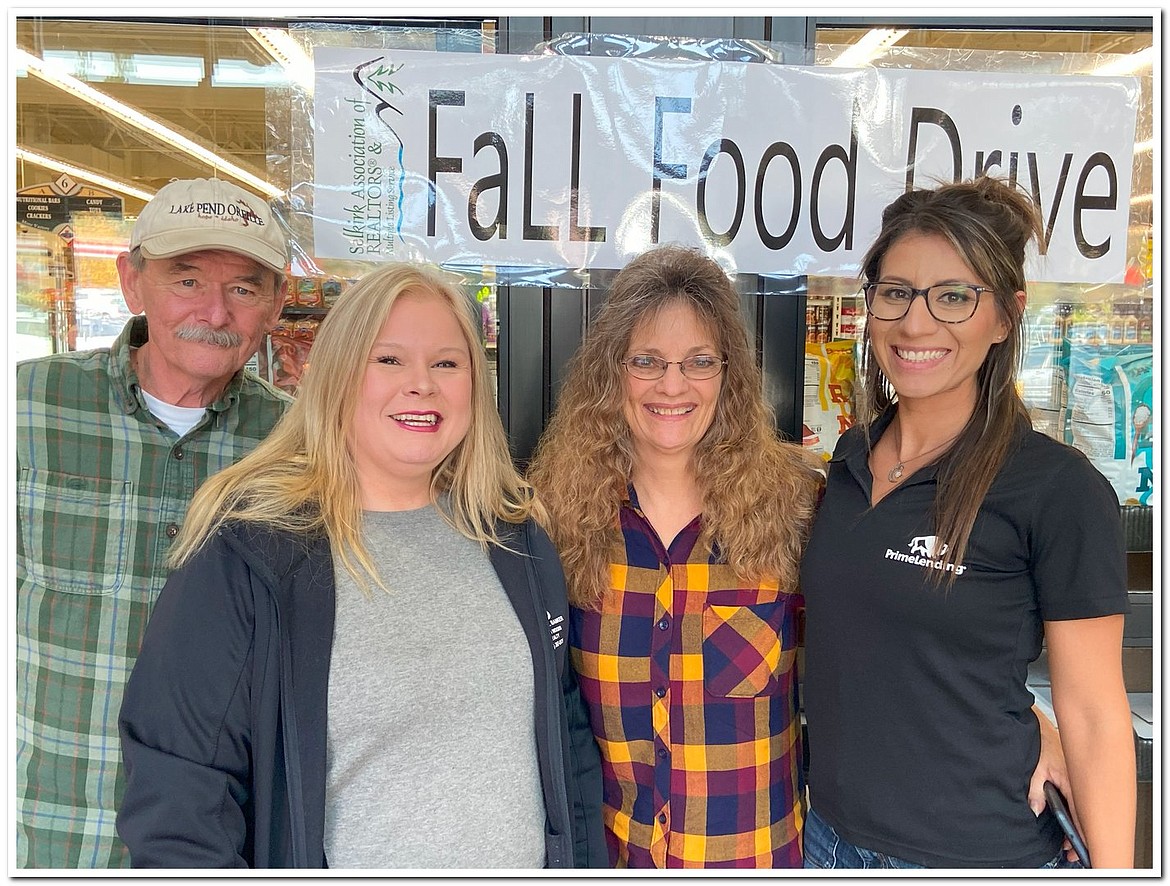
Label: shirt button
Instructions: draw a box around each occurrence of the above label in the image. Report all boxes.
[657,617,669,630]
[657,747,668,759]
[173,447,184,460]
[658,813,667,825]
[165,523,180,538]
[655,687,666,699]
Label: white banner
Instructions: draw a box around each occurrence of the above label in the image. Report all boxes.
[310,47,1140,283]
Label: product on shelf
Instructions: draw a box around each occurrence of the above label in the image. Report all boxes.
[294,276,324,308]
[805,302,832,343]
[1066,342,1154,507]
[263,316,319,393]
[321,277,344,306]
[837,300,864,338]
[803,340,855,461]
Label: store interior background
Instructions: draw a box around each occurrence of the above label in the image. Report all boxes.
[13,15,1156,867]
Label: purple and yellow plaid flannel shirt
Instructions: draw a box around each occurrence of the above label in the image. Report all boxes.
[16,317,290,868]
[569,486,804,868]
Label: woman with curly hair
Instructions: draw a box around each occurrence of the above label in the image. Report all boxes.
[528,245,822,868]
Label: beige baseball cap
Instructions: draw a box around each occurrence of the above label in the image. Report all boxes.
[129,178,289,273]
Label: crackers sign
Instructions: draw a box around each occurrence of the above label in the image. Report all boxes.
[311,47,1139,283]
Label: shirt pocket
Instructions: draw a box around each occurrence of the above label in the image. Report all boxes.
[701,600,794,698]
[18,467,131,595]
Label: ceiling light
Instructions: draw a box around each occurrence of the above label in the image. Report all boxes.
[16,147,157,202]
[247,27,315,93]
[1094,46,1154,77]
[830,29,909,68]
[212,58,287,89]
[126,53,205,87]
[17,47,282,199]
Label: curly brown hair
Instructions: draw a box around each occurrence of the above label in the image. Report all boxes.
[528,245,822,609]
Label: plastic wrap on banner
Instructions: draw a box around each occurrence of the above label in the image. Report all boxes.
[536,32,787,65]
[267,25,1143,292]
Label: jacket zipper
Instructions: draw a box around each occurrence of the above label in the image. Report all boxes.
[271,584,310,867]
[521,521,572,867]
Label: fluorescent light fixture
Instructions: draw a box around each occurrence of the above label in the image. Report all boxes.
[1134,139,1153,154]
[1130,193,1153,206]
[247,27,314,93]
[126,53,205,87]
[830,28,909,68]
[1094,46,1154,77]
[212,58,286,89]
[43,49,118,82]
[17,47,282,199]
[73,242,130,260]
[16,146,157,202]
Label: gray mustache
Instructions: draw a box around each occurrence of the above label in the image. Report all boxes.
[175,324,244,348]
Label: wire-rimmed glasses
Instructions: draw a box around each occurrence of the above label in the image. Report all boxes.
[621,354,727,380]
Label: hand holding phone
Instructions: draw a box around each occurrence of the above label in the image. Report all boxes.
[1044,780,1091,868]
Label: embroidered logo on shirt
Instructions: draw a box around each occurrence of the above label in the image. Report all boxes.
[885,536,967,576]
[546,610,565,649]
[909,535,947,557]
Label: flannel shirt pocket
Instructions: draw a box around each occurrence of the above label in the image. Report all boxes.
[701,601,792,698]
[18,468,131,595]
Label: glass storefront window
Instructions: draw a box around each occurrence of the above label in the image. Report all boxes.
[15,18,1155,495]
[15,16,500,390]
[803,25,1154,508]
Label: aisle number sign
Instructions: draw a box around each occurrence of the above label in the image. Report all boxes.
[17,175,123,239]
[311,47,1140,283]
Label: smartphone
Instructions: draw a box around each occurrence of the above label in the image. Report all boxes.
[1044,780,1091,868]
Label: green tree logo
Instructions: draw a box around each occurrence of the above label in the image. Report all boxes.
[362,61,404,100]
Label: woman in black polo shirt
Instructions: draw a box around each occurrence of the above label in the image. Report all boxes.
[801,177,1135,869]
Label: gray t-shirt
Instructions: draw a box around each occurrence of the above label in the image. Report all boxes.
[323,505,546,869]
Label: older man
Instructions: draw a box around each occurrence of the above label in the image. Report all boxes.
[16,178,293,868]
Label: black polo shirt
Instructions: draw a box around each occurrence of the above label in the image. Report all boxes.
[801,410,1128,868]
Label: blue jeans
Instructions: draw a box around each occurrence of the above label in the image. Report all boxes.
[802,806,1085,870]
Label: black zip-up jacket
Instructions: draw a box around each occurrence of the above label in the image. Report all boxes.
[117,517,607,868]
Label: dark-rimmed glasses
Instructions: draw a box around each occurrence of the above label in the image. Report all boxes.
[863,281,992,324]
[621,354,726,380]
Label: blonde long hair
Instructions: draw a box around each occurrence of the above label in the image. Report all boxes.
[169,262,533,591]
[528,245,822,609]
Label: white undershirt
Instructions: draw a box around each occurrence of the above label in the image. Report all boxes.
[140,388,207,437]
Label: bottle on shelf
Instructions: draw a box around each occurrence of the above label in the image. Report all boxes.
[1123,305,1140,344]
[1138,300,1153,343]
[1108,302,1126,345]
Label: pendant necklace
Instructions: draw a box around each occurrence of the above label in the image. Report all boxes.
[887,426,961,484]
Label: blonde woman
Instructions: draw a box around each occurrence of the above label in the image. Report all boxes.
[528,246,822,867]
[116,263,606,869]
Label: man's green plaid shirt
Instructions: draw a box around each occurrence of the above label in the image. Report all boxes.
[16,317,291,868]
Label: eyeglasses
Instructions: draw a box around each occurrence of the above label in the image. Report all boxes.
[863,281,991,324]
[621,354,727,380]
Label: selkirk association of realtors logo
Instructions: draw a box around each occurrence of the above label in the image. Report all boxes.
[352,55,407,245]
[885,535,967,577]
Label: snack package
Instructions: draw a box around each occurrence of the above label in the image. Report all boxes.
[1020,336,1070,442]
[321,277,345,306]
[264,318,318,393]
[295,276,323,308]
[803,340,856,461]
[1066,342,1153,506]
